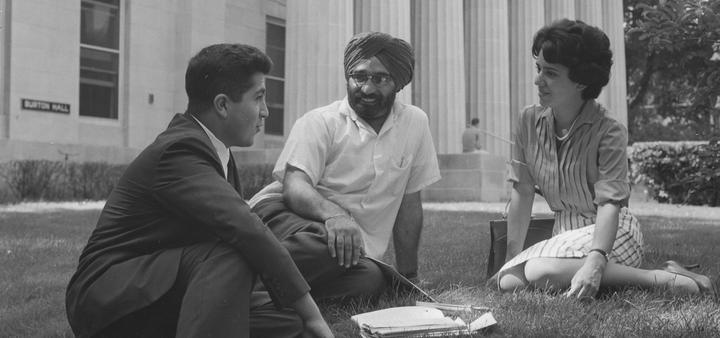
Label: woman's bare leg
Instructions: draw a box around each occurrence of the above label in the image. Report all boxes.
[499,258,699,294]
[498,264,530,292]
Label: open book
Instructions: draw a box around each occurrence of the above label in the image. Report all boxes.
[351,304,496,338]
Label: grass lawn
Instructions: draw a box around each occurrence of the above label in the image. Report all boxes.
[1,206,718,337]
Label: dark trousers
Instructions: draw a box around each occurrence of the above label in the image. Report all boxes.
[252,197,386,299]
[94,241,302,338]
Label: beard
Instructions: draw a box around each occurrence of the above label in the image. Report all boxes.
[347,87,396,123]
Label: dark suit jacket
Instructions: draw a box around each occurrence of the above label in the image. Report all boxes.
[66,113,309,337]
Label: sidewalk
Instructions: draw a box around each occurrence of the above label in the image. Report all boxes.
[2,199,720,221]
[0,200,105,213]
[424,199,720,221]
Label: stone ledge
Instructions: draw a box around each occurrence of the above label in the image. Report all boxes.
[424,152,510,202]
[230,148,282,164]
[0,139,140,164]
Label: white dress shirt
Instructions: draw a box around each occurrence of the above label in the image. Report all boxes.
[192,116,230,179]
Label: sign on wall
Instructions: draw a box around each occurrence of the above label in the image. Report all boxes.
[21,99,70,114]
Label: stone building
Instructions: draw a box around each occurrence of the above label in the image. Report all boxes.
[0,0,627,201]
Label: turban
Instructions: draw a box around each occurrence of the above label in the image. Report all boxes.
[344,32,415,91]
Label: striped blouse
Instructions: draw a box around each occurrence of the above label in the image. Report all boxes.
[509,100,630,233]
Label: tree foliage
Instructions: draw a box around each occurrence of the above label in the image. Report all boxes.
[624,0,720,142]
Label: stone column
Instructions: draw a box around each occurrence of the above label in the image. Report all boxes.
[0,0,8,139]
[353,0,412,105]
[412,0,465,154]
[509,0,545,141]
[575,0,603,26]
[463,0,511,157]
[545,0,575,23]
[575,0,608,107]
[284,0,353,136]
[602,0,628,126]
[172,0,227,117]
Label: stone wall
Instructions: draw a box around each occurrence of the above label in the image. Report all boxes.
[422,152,510,202]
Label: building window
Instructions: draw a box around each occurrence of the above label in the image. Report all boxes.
[79,0,120,119]
[265,18,285,136]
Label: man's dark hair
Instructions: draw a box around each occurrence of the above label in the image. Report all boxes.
[470,118,479,126]
[185,43,272,113]
[531,19,612,100]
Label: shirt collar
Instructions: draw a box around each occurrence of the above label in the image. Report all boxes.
[192,116,230,179]
[540,99,603,127]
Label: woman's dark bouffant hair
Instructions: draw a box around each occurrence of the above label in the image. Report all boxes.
[532,19,612,100]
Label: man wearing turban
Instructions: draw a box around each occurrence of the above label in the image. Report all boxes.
[250,32,440,298]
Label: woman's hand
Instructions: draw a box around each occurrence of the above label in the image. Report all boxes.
[567,203,618,299]
[565,252,606,299]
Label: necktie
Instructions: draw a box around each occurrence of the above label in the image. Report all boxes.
[226,159,233,182]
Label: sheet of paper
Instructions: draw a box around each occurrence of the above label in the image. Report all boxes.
[469,312,497,330]
[352,305,498,337]
[351,306,448,328]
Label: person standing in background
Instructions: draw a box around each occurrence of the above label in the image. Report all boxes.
[462,118,484,153]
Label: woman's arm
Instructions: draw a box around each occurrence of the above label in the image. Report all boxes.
[566,120,629,298]
[590,202,620,257]
[505,182,536,262]
[566,202,619,298]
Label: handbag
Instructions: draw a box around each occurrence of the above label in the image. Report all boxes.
[486,201,555,278]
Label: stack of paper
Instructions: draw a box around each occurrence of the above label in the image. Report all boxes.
[351,305,496,338]
[355,259,497,336]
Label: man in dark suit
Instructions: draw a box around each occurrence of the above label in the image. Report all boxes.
[66,44,332,338]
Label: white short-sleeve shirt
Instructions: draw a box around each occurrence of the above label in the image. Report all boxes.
[250,97,441,258]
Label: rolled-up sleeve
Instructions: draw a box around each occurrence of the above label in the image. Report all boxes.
[508,107,535,186]
[509,160,533,185]
[272,112,329,186]
[593,122,630,205]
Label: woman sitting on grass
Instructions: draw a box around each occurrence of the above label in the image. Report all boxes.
[495,19,716,300]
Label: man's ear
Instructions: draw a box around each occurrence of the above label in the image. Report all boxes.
[213,94,230,119]
[576,83,587,92]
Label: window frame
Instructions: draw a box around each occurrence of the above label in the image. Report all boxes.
[78,0,123,122]
[264,16,286,137]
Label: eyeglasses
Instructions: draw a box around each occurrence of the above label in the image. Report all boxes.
[347,72,394,87]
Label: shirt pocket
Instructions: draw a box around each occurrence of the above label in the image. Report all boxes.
[387,154,413,196]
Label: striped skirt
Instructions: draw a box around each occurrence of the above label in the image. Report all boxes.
[498,207,644,275]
